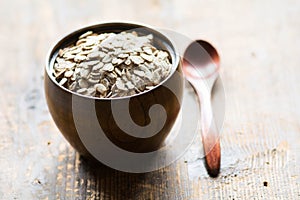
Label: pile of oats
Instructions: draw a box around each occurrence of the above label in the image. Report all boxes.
[53,31,172,98]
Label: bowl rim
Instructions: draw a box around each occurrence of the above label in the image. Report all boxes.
[45,21,181,100]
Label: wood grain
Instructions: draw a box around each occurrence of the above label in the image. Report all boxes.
[0,0,299,199]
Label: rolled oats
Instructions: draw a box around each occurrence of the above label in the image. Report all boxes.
[52,31,172,98]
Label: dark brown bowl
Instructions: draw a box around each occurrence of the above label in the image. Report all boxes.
[44,22,183,160]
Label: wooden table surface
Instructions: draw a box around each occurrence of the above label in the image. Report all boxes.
[0,0,299,199]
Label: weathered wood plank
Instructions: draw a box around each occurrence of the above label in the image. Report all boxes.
[0,0,299,199]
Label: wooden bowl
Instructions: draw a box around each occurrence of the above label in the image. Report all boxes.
[44,22,183,159]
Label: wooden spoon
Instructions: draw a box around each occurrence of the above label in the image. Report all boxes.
[183,40,221,177]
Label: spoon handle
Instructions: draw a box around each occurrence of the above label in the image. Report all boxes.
[195,81,221,177]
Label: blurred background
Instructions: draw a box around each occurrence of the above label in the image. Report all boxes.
[0,0,299,199]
